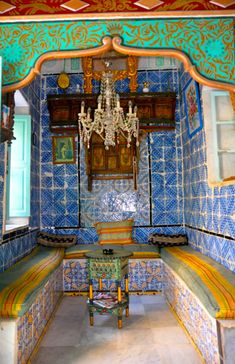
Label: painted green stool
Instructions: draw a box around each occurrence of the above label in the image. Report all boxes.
[85,250,132,329]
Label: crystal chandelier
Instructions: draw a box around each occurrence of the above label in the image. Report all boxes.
[78,64,139,150]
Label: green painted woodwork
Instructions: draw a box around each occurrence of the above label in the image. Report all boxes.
[86,250,131,280]
[0,18,234,87]
[8,115,31,217]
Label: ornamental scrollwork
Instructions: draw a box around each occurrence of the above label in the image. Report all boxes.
[0,19,234,88]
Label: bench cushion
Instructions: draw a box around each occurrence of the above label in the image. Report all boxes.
[65,244,102,259]
[161,246,235,319]
[94,220,134,245]
[64,244,160,259]
[0,246,64,318]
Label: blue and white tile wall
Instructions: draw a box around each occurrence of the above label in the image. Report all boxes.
[40,69,184,243]
[22,75,41,229]
[179,66,235,272]
[0,76,41,271]
[0,143,5,239]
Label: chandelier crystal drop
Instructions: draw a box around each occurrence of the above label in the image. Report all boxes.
[78,68,139,150]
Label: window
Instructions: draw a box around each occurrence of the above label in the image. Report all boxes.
[5,114,31,230]
[202,87,235,185]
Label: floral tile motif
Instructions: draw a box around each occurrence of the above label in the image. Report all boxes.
[17,264,63,364]
[63,258,162,292]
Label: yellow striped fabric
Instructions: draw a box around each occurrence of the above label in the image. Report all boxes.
[95,220,134,245]
[166,247,235,319]
[0,248,64,318]
[65,250,90,259]
[131,252,160,259]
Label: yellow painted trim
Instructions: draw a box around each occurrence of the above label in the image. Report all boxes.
[0,10,235,23]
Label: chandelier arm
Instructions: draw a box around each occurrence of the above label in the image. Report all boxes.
[78,66,139,150]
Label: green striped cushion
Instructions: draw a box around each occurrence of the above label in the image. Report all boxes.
[95,220,134,245]
[0,246,64,318]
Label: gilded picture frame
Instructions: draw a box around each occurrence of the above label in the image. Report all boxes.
[52,135,76,164]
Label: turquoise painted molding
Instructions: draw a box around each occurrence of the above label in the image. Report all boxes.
[0,18,234,87]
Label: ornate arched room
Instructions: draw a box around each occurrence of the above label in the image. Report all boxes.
[0,1,235,363]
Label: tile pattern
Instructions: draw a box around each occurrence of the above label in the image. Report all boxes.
[0,143,5,239]
[186,227,235,272]
[163,262,219,364]
[41,69,183,241]
[179,68,235,271]
[17,264,63,364]
[63,258,163,292]
[0,76,40,273]
[0,229,38,272]
[21,75,41,230]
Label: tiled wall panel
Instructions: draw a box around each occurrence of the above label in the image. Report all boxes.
[17,264,63,364]
[63,258,162,292]
[163,262,219,364]
[41,69,184,242]
[179,66,235,271]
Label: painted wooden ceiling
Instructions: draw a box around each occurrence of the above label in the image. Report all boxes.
[0,0,235,16]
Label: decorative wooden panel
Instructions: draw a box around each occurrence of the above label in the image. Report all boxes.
[86,133,138,191]
[82,54,138,93]
[47,92,176,134]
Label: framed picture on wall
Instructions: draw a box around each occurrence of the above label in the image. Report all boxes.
[184,79,203,138]
[52,135,76,164]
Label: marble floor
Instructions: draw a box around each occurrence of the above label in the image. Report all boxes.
[32,295,202,364]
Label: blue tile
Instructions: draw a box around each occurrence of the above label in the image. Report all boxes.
[53,165,66,176]
[66,214,78,226]
[65,188,78,202]
[54,176,65,188]
[41,177,53,188]
[41,151,52,163]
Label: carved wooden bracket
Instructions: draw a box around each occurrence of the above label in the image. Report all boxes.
[82,53,138,93]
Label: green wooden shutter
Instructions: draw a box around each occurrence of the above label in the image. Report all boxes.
[9,115,31,217]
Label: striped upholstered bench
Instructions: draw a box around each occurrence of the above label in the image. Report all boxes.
[63,244,161,292]
[161,246,235,364]
[0,246,64,364]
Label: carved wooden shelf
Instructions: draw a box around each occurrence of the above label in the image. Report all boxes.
[47,92,176,134]
[86,132,138,191]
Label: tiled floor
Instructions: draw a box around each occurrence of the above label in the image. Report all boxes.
[33,295,202,364]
